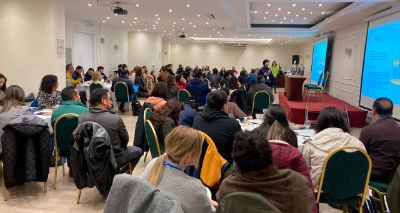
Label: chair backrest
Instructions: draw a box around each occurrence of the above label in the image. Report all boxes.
[144,120,162,158]
[316,146,372,206]
[252,91,271,115]
[178,89,191,102]
[217,192,282,213]
[89,83,103,93]
[321,71,330,90]
[143,108,153,123]
[54,113,79,156]
[114,82,129,102]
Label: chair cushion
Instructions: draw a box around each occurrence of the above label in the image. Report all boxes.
[369,181,388,193]
[304,84,320,89]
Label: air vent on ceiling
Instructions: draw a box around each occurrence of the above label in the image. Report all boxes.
[208,13,216,19]
[222,43,247,48]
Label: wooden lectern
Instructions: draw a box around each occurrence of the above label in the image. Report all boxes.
[284,75,307,101]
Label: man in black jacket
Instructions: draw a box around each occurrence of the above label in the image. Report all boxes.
[192,90,241,162]
[111,69,137,112]
[79,89,143,168]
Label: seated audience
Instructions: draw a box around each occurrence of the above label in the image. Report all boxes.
[217,131,315,213]
[255,104,297,147]
[166,75,180,100]
[66,64,81,86]
[228,75,240,90]
[141,126,215,213]
[145,83,168,111]
[302,107,365,191]
[186,69,211,107]
[175,74,186,90]
[111,69,137,112]
[145,68,156,92]
[248,75,274,106]
[150,98,182,151]
[133,66,149,98]
[0,85,31,143]
[0,73,6,107]
[179,100,198,127]
[97,66,108,81]
[84,68,94,82]
[237,70,248,87]
[91,71,106,88]
[37,74,63,109]
[72,65,84,81]
[79,89,143,168]
[221,87,246,119]
[193,90,241,162]
[360,97,400,183]
[246,69,257,88]
[51,86,88,124]
[208,68,221,89]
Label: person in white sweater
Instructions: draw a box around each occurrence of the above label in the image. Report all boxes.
[141,126,216,213]
[302,107,365,192]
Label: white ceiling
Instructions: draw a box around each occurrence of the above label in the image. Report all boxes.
[64,0,397,45]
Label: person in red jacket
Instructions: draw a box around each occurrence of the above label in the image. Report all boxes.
[175,74,187,89]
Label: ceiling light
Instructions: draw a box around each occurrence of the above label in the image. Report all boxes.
[213,28,216,31]
[189,37,272,44]
[181,18,185,21]
[172,29,175,31]
[102,20,105,23]
[169,9,173,12]
[129,24,132,27]
[88,3,92,7]
[287,11,291,14]
[267,3,271,7]
[274,14,278,17]
[186,4,190,8]
[254,11,258,14]
[248,34,250,37]
[182,27,185,30]
[189,22,192,25]
[292,3,296,7]
[272,19,275,22]
[121,20,125,24]
[163,30,166,33]
[280,21,283,24]
[115,14,118,16]
[206,22,209,25]
[303,17,307,20]
[318,3,322,7]
[133,21,136,24]
[136,4,140,7]
[197,14,201,17]
[278,8,281,11]
[302,8,306,11]
[153,27,156,30]
[193,25,196,28]
[173,21,176,24]
[153,24,155,27]
[296,14,299,17]
[155,14,158,17]
[310,12,313,14]
[321,11,325,14]
[145,28,148,31]
[283,17,287,20]
[290,20,294,22]
[155,21,159,24]
[106,16,110,20]
[265,11,269,14]
[134,17,138,20]
[217,31,220,34]
[264,17,266,19]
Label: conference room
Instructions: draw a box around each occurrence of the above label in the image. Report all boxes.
[1,0,400,212]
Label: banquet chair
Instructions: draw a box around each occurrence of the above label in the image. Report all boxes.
[178,89,191,102]
[144,120,163,159]
[89,82,103,93]
[114,82,132,112]
[143,108,153,163]
[305,71,330,101]
[252,91,271,116]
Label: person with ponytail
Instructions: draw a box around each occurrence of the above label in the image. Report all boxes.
[255,104,297,147]
[141,126,215,213]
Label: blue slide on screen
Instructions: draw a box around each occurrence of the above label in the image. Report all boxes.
[310,39,328,84]
[361,19,400,106]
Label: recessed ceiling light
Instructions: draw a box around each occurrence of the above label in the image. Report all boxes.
[163,30,166,33]
[278,8,281,11]
[280,21,283,24]
[181,18,185,21]
[134,17,138,20]
[287,11,291,14]
[157,17,160,20]
[321,11,325,14]
[283,17,287,20]
[213,28,216,31]
[121,20,125,24]
[88,3,92,7]
[106,16,110,20]
[133,21,136,24]
[136,4,140,7]
[318,3,322,7]
[102,20,105,23]
[145,28,148,31]
[182,27,185,30]
[248,34,250,37]
[206,22,209,25]
[115,14,118,16]
[303,17,307,20]
[155,14,158,17]
[193,25,196,28]
[153,24,155,27]
[272,19,275,22]
[172,29,175,31]
[173,21,176,24]
[290,19,294,22]
[292,3,296,7]
[186,4,190,8]
[194,33,197,36]
[155,21,159,24]
[129,24,132,27]
[217,31,220,34]
[254,11,258,14]
[189,22,192,25]
[310,12,313,14]
[169,9,173,12]
[274,14,278,17]
[296,14,299,17]
[302,8,306,11]
[197,14,201,17]
[265,11,269,14]
[264,17,266,19]
[267,3,271,7]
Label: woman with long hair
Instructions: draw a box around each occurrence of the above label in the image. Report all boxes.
[37,74,63,109]
[133,66,149,97]
[141,126,214,213]
[255,104,297,147]
[166,75,180,100]
[0,73,7,92]
[150,98,183,150]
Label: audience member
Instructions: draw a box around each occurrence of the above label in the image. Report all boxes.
[248,75,274,108]
[270,61,279,93]
[84,68,94,82]
[0,85,31,143]
[221,87,246,119]
[0,73,7,92]
[255,104,297,147]
[186,70,211,107]
[145,83,168,111]
[166,75,180,100]
[219,67,227,78]
[150,98,182,151]
[145,69,156,92]
[79,89,143,168]
[37,74,63,109]
[133,66,149,98]
[360,97,400,183]
[175,74,186,90]
[141,126,215,213]
[228,75,240,90]
[158,66,170,83]
[209,68,221,89]
[66,64,80,86]
[193,90,241,162]
[179,100,198,127]
[237,70,248,87]
[302,107,365,191]
[112,69,137,113]
[51,86,88,124]
[72,65,84,81]
[91,71,106,88]
[97,66,108,81]
[246,69,257,88]
[258,59,271,87]
[217,131,315,213]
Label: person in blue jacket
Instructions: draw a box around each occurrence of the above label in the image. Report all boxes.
[258,59,273,87]
[186,69,211,107]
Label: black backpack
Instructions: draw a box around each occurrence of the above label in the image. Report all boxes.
[132,101,142,116]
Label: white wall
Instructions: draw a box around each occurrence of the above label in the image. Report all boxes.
[128,32,162,71]
[299,23,368,107]
[0,0,66,94]
[169,43,300,71]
